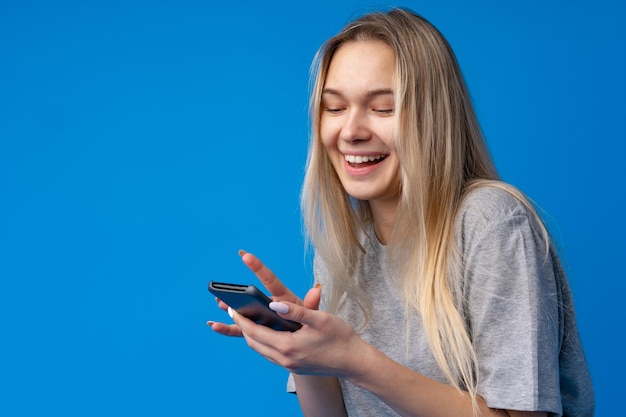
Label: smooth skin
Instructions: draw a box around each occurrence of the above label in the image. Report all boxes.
[320,40,400,243]
[208,40,549,417]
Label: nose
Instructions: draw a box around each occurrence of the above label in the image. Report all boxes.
[339,109,371,143]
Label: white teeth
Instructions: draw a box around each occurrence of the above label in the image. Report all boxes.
[344,154,385,164]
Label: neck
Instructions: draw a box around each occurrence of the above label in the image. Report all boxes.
[369,199,398,245]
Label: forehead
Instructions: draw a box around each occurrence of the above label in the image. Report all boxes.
[324,40,395,92]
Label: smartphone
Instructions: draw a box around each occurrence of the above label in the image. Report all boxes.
[208,281,302,332]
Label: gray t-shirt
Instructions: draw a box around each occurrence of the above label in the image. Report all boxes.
[289,186,594,416]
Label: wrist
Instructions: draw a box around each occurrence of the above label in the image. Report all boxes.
[341,337,379,386]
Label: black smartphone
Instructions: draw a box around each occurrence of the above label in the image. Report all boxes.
[208,281,302,332]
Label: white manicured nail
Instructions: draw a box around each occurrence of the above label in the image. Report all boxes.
[269,302,289,314]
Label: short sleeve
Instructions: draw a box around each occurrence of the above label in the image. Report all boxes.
[458,188,562,414]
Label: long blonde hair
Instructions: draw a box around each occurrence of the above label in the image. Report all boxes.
[301,7,548,408]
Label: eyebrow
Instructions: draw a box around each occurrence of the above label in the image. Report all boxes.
[322,88,394,98]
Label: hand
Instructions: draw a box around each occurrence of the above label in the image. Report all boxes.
[208,250,317,337]
[231,296,365,379]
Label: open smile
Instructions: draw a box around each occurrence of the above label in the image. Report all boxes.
[343,153,388,168]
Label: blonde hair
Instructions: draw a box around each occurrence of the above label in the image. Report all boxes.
[301,7,549,411]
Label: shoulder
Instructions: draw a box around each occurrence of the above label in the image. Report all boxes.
[458,184,529,224]
[455,182,546,248]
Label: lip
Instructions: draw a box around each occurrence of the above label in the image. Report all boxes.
[341,151,389,159]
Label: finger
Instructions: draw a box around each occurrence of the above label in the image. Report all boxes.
[217,298,229,312]
[303,283,321,310]
[207,321,244,337]
[229,308,291,364]
[229,307,291,342]
[239,251,297,301]
[269,301,319,327]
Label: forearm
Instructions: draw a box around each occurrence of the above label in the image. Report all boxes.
[348,342,507,417]
[292,374,347,417]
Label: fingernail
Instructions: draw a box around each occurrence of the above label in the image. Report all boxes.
[314,282,322,289]
[269,302,290,314]
[207,321,215,327]
[238,249,246,257]
[228,307,234,318]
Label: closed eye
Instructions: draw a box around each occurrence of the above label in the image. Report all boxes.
[324,107,345,114]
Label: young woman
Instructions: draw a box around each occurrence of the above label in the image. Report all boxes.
[209,8,594,417]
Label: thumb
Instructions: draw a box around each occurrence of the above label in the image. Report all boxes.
[303,283,321,310]
[269,301,316,326]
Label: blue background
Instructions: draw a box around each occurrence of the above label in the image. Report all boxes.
[1,0,624,415]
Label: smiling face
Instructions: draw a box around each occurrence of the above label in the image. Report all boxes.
[320,40,401,213]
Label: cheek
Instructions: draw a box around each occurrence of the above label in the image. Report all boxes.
[319,120,337,149]
[378,121,396,148]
